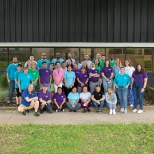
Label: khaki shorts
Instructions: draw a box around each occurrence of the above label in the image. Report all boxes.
[50,83,55,92]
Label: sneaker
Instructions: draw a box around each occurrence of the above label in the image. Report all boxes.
[130,104,134,107]
[137,110,143,113]
[56,109,58,112]
[120,108,124,112]
[34,112,40,116]
[40,109,43,114]
[87,108,91,112]
[132,109,137,113]
[22,111,26,115]
[109,109,112,115]
[7,100,11,104]
[83,109,87,113]
[26,110,29,113]
[96,109,99,113]
[17,104,20,108]
[70,109,72,112]
[124,109,127,114]
[98,109,102,113]
[62,109,65,112]
[74,109,77,112]
[113,109,116,115]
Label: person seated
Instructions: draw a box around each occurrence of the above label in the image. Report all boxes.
[80,86,91,113]
[105,87,117,115]
[91,84,105,113]
[38,84,52,114]
[66,86,81,112]
[53,87,67,112]
[18,84,40,116]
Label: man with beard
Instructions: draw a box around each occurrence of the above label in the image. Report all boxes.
[37,53,50,69]
[6,57,18,103]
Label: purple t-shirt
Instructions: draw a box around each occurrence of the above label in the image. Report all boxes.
[53,92,66,106]
[72,69,80,77]
[102,67,113,78]
[132,72,148,85]
[88,69,99,83]
[39,68,52,84]
[38,89,51,102]
[77,72,89,87]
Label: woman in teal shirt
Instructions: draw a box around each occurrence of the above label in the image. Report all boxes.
[66,86,81,112]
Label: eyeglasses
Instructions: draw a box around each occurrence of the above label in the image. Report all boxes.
[42,55,46,56]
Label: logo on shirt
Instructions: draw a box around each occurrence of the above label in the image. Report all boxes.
[85,75,87,77]
[61,96,63,98]
[27,76,30,78]
[46,70,48,73]
[109,69,111,71]
[45,95,48,98]
[124,77,127,79]
[99,94,101,96]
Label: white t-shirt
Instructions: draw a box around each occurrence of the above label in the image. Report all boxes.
[124,66,135,77]
[80,92,91,101]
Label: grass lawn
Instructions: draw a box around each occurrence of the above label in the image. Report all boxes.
[0,124,154,154]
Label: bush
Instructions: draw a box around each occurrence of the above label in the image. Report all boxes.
[0,89,8,102]
[0,75,8,88]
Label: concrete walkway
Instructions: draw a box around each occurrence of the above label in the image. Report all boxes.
[0,106,154,124]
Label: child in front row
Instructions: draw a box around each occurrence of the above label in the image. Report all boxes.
[105,87,117,115]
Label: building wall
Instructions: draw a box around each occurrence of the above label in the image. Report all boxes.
[0,0,154,42]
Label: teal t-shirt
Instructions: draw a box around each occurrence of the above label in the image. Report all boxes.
[18,73,33,90]
[6,63,18,80]
[68,92,80,104]
[37,59,50,68]
[114,73,131,87]
[64,71,76,87]
[14,70,23,88]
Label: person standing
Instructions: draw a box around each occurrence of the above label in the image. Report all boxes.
[14,64,23,106]
[52,53,64,66]
[75,58,82,69]
[66,52,75,65]
[72,63,80,88]
[37,53,50,69]
[28,62,39,89]
[109,54,116,67]
[88,63,100,93]
[114,67,131,114]
[102,60,114,93]
[124,60,135,107]
[113,58,122,76]
[64,66,76,96]
[24,54,37,68]
[39,61,52,91]
[132,64,148,113]
[6,57,18,103]
[82,54,92,69]
[77,67,89,93]
[18,67,33,93]
[53,62,64,92]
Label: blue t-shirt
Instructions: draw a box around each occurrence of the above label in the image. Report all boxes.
[37,59,50,68]
[68,92,80,104]
[64,71,76,86]
[14,70,23,88]
[6,63,18,80]
[21,89,37,107]
[18,73,33,90]
[114,73,131,87]
[52,58,64,66]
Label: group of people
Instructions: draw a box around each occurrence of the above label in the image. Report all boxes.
[6,52,148,116]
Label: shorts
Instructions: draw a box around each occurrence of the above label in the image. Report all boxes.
[16,88,22,97]
[50,83,55,92]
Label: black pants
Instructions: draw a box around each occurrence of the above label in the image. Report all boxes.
[65,87,72,97]
[53,103,67,110]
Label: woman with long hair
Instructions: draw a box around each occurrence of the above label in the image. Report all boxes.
[132,64,148,113]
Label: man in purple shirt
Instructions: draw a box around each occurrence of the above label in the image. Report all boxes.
[88,63,100,93]
[39,61,52,91]
[77,67,89,93]
[53,87,66,112]
[38,84,52,114]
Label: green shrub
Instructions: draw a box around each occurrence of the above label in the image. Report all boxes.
[0,75,8,88]
[0,89,8,102]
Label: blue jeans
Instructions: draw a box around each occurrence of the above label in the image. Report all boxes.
[108,103,116,109]
[116,87,128,109]
[66,102,81,111]
[102,78,113,93]
[92,100,104,110]
[8,80,15,101]
[132,82,144,110]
